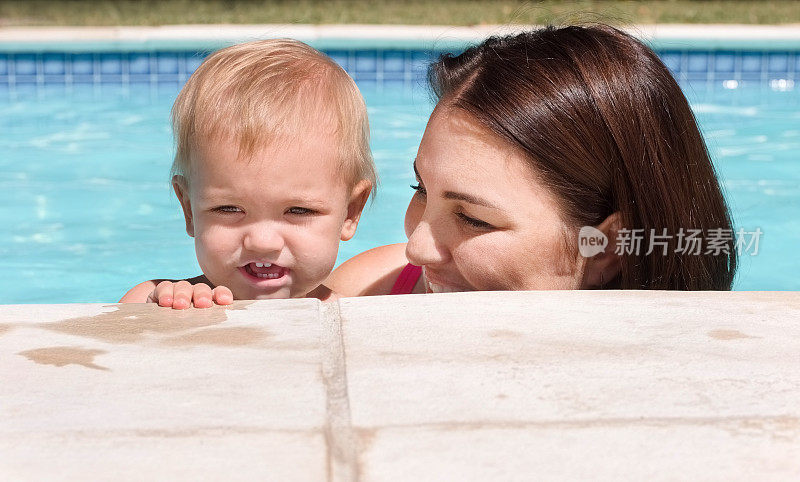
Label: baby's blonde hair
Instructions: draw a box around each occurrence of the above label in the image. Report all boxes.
[171,39,376,195]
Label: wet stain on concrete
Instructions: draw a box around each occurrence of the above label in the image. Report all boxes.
[18,346,109,371]
[162,326,272,347]
[39,301,254,344]
[708,329,759,340]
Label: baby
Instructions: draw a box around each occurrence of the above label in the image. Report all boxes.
[120,39,375,308]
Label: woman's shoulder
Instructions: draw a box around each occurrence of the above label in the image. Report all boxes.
[326,243,410,297]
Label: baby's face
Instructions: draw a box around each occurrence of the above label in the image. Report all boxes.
[174,134,367,300]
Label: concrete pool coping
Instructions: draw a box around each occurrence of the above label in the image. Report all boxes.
[2,290,799,479]
[1,24,800,51]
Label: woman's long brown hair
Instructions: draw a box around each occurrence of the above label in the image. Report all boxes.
[429,25,736,290]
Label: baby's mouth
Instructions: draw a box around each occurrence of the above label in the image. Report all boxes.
[242,262,287,280]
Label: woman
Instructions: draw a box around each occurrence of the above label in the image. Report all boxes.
[327,24,736,295]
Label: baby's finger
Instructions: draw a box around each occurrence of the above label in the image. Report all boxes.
[171,280,194,310]
[192,283,213,308]
[212,286,234,305]
[152,280,176,307]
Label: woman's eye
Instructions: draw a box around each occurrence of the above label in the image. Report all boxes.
[286,207,314,215]
[457,212,494,230]
[213,205,242,214]
[410,183,427,196]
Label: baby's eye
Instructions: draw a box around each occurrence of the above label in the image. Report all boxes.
[212,205,243,214]
[286,207,315,215]
[457,212,494,230]
[410,183,427,197]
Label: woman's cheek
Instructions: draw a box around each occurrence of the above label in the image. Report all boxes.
[467,231,535,291]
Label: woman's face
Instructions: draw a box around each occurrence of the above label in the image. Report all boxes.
[404,106,585,292]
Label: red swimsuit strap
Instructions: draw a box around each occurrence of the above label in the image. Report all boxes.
[389,264,423,295]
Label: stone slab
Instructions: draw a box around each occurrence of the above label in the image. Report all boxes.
[339,291,800,478]
[3,291,800,480]
[0,300,329,480]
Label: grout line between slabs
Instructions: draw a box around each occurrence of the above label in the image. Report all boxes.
[320,301,359,482]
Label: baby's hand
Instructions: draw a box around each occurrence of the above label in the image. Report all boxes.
[147,280,233,309]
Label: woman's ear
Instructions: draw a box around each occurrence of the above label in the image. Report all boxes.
[172,175,194,237]
[340,180,372,241]
[582,212,622,288]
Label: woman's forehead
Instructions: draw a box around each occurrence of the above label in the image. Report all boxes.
[418,106,565,220]
[420,109,533,179]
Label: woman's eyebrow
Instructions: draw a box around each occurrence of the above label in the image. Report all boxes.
[443,191,500,209]
[415,158,500,209]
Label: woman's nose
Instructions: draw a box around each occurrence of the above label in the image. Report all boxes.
[405,219,448,267]
[243,222,284,254]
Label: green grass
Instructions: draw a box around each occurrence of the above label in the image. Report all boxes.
[0,0,798,26]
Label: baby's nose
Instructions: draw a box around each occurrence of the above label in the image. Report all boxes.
[243,223,285,254]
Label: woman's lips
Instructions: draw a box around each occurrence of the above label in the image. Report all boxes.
[239,262,289,286]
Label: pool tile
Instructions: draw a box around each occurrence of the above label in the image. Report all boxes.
[156,53,180,75]
[324,50,349,70]
[43,75,66,84]
[71,75,94,85]
[14,74,37,84]
[71,54,94,75]
[767,53,790,73]
[354,51,378,72]
[659,51,682,72]
[100,74,123,84]
[128,74,150,84]
[14,54,37,76]
[686,71,710,82]
[185,54,205,74]
[0,47,796,94]
[100,54,123,75]
[713,52,736,72]
[741,53,763,72]
[42,54,65,75]
[410,51,432,76]
[128,53,150,75]
[739,71,763,81]
[687,53,709,72]
[382,50,405,72]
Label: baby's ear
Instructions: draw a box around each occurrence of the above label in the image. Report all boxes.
[172,175,194,237]
[340,180,372,241]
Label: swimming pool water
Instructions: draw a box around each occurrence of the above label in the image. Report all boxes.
[0,78,798,303]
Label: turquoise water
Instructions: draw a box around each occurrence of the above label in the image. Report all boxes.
[0,81,798,303]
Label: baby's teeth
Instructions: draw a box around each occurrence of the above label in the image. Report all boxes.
[254,262,272,268]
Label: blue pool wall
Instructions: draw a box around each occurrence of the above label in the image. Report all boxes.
[0,43,798,99]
